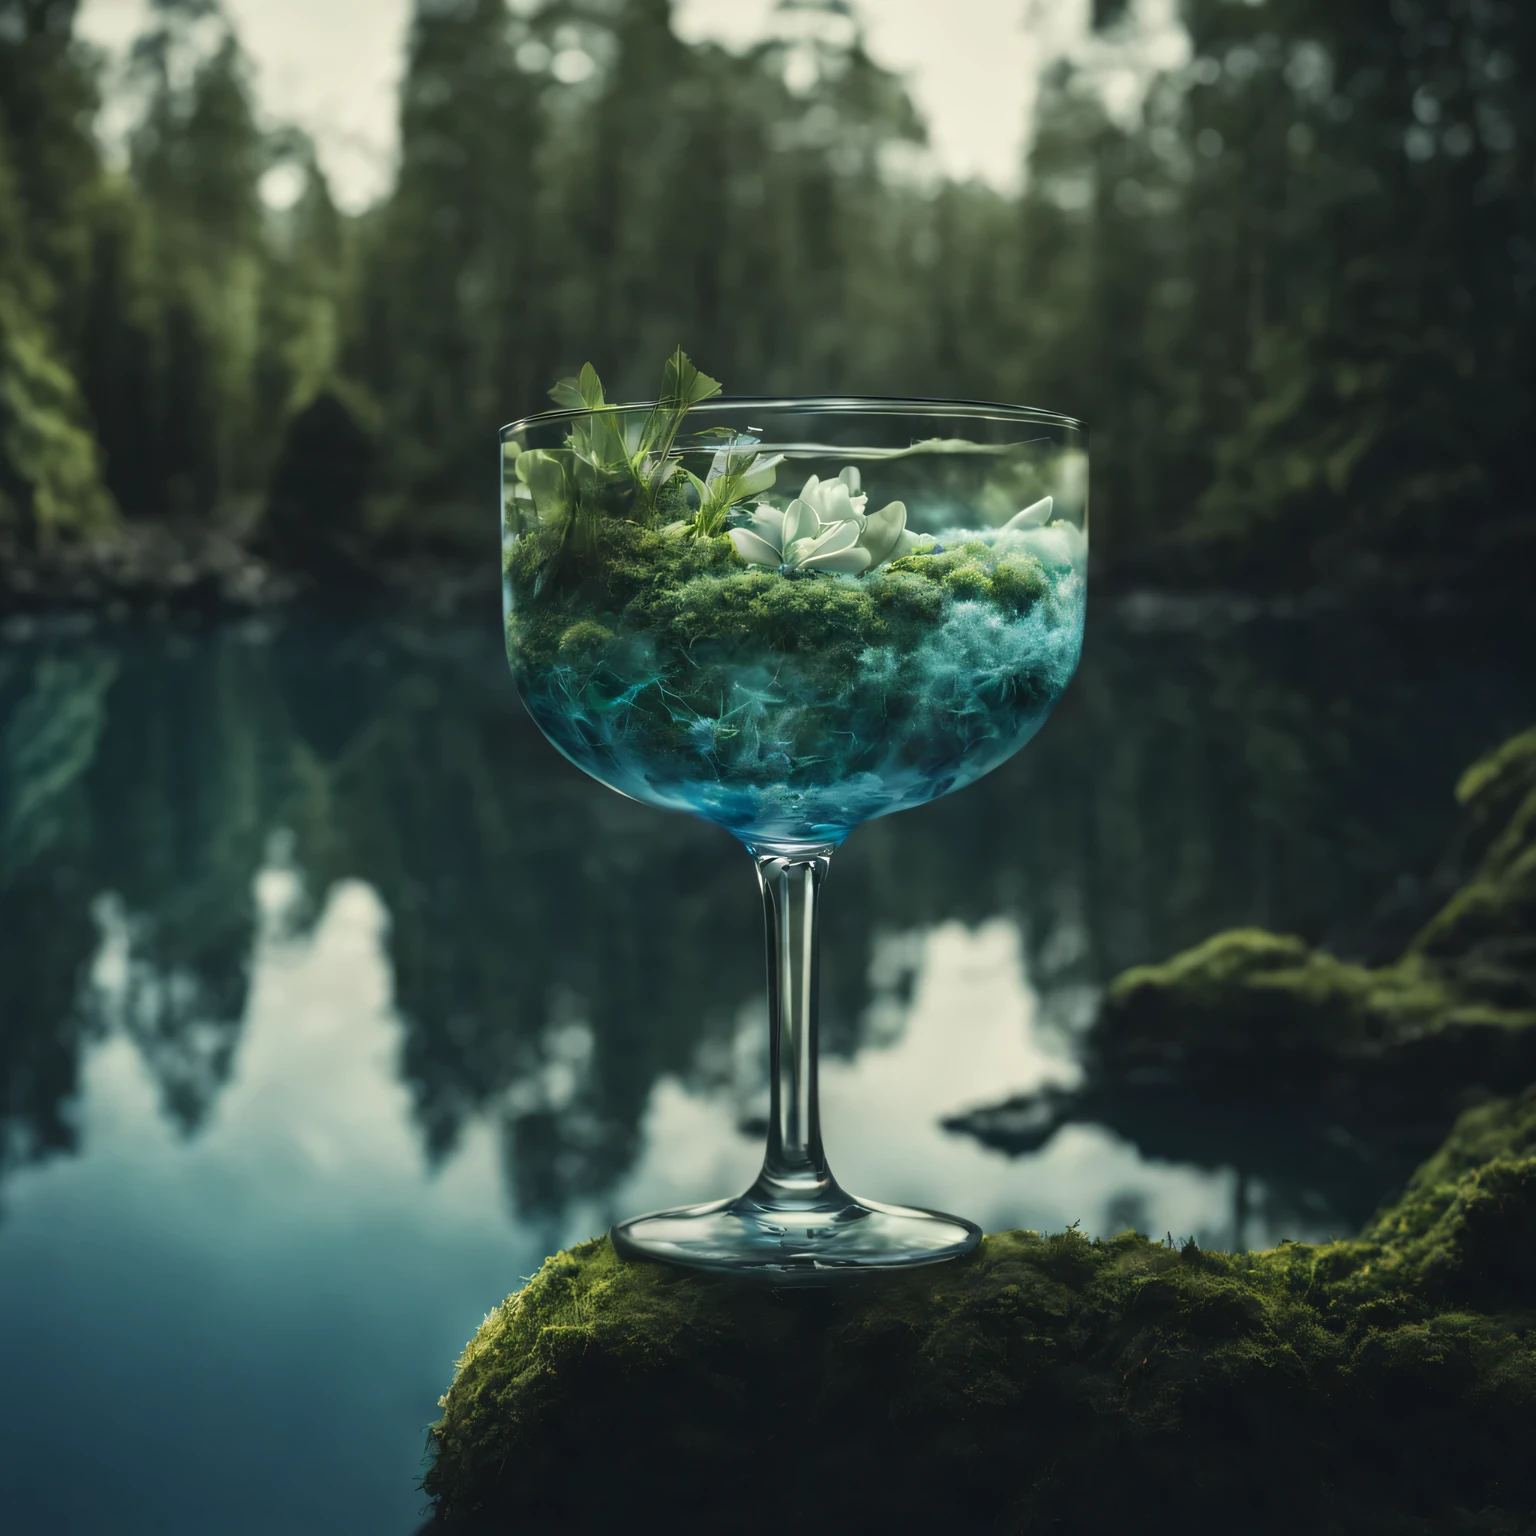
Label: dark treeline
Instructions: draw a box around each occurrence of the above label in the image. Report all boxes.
[1,0,1532,588]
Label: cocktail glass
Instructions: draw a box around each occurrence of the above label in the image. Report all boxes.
[501,397,1086,1277]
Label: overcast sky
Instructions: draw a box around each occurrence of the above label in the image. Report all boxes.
[76,0,1181,213]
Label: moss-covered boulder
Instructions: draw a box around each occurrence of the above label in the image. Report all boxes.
[426,1087,1536,1534]
[1081,728,1536,1118]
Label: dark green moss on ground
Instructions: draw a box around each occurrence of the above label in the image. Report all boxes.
[1090,728,1536,1112]
[426,1087,1536,1535]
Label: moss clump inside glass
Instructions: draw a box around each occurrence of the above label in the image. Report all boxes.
[502,351,1087,846]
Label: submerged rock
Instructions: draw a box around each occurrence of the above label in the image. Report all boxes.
[426,1088,1536,1535]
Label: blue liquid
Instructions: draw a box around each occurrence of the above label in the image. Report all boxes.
[514,531,1086,846]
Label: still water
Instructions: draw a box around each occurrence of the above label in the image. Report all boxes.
[0,596,1530,1534]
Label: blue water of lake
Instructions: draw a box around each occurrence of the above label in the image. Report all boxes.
[1,595,1530,1533]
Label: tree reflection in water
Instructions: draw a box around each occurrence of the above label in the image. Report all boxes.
[1,602,1530,1235]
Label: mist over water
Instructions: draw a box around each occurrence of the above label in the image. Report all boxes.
[1,599,1531,1533]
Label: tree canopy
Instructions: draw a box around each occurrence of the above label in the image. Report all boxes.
[0,0,1530,589]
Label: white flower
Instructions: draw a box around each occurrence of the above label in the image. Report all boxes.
[727,467,927,575]
[1001,495,1053,531]
[997,496,1087,572]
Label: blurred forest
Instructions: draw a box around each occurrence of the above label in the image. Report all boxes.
[1,0,1533,591]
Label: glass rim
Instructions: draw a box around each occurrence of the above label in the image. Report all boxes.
[499,394,1086,439]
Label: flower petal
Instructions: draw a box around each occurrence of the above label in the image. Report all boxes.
[807,518,861,556]
[856,499,907,567]
[782,498,821,547]
[819,481,858,524]
[801,545,872,574]
[1002,496,1054,531]
[729,528,784,567]
[838,465,862,495]
[747,506,785,544]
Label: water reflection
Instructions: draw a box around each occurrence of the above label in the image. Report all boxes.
[2,601,1531,1532]
[3,602,1532,1231]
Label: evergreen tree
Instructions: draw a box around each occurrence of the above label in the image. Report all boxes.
[3,0,1533,587]
[0,0,115,543]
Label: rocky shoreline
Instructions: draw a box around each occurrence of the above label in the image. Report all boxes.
[0,524,292,618]
[0,525,500,624]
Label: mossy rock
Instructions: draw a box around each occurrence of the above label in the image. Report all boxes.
[1412,727,1536,986]
[1083,728,1536,1112]
[1094,930,1536,1107]
[425,1089,1536,1535]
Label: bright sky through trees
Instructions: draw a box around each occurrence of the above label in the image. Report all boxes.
[77,0,1110,211]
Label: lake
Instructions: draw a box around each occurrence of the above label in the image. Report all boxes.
[1,594,1530,1534]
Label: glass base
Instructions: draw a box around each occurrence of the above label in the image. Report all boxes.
[610,1181,981,1281]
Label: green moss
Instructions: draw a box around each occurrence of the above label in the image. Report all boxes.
[1414,728,1536,963]
[1088,728,1536,1104]
[990,552,1050,614]
[504,515,1064,707]
[866,568,944,628]
[1454,726,1536,826]
[557,620,612,661]
[940,559,993,601]
[888,539,993,585]
[426,1088,1536,1535]
[1099,930,1460,1060]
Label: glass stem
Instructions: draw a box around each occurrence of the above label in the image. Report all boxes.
[751,848,837,1207]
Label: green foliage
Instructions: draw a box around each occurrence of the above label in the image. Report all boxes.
[0,0,357,535]
[425,1088,1536,1534]
[1412,728,1536,962]
[0,8,116,541]
[531,350,778,541]
[4,0,1534,585]
[0,281,116,542]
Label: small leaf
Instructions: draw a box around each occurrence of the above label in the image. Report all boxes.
[515,449,570,522]
[659,347,722,411]
[549,378,587,410]
[576,361,606,410]
[734,453,782,500]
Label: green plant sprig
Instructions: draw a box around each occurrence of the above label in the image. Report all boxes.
[524,349,775,538]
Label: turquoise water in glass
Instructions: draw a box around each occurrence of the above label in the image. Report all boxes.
[514,524,1087,845]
